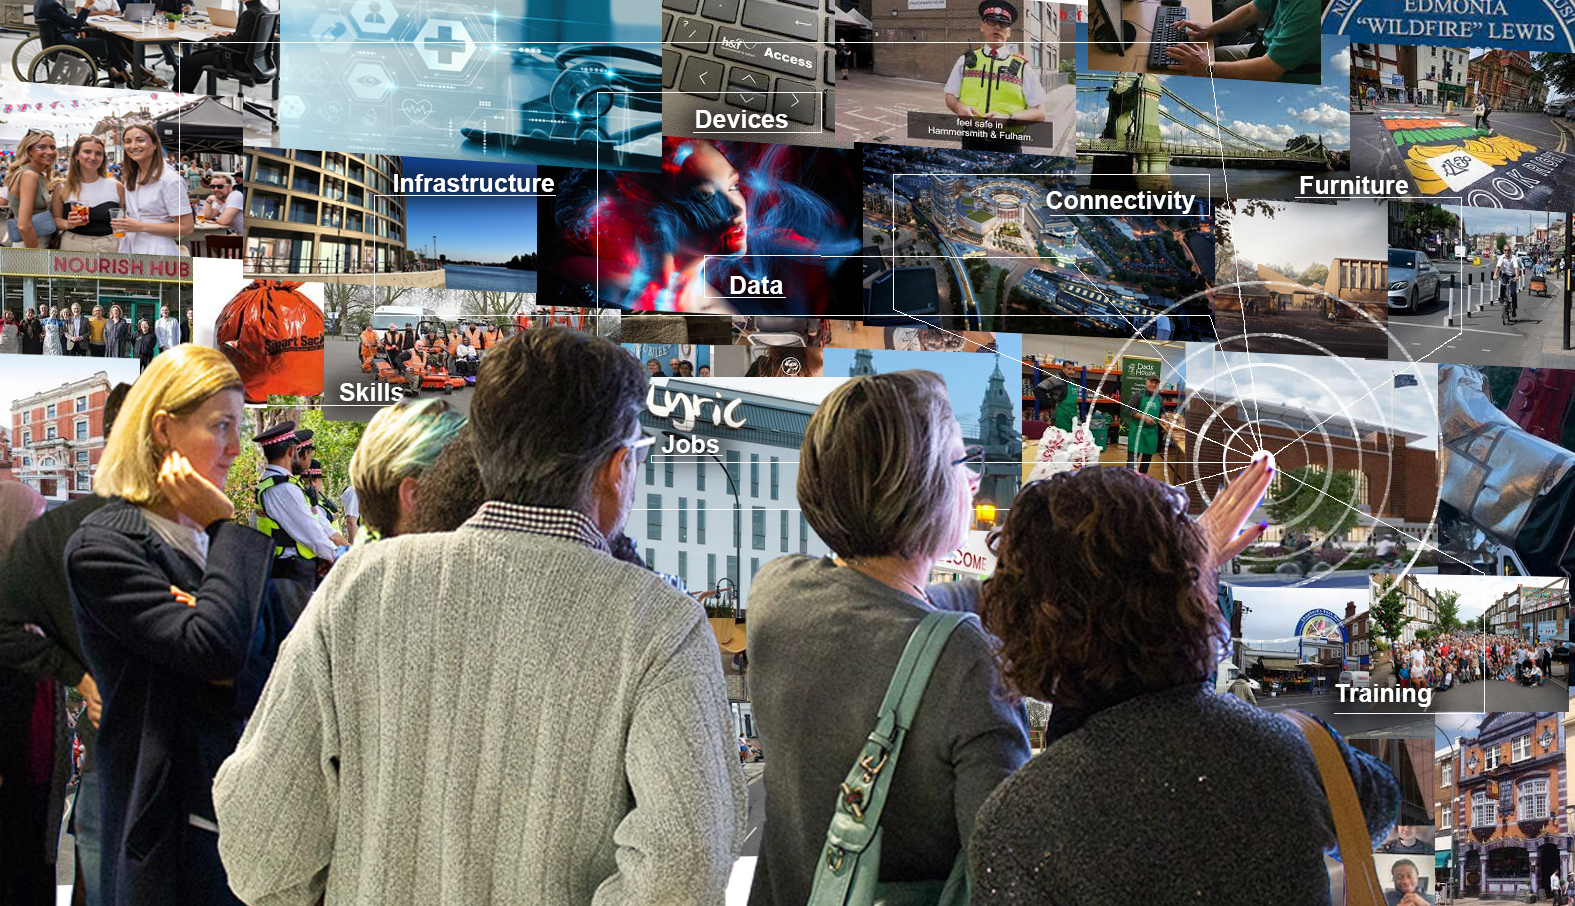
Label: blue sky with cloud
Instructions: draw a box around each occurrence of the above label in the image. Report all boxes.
[1078,34,1353,151]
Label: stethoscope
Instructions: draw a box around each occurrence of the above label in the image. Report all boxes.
[509,44,664,146]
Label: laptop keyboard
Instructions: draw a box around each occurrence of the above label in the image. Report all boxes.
[662,0,836,132]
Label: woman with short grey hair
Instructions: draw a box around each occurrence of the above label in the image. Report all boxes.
[747,370,1029,906]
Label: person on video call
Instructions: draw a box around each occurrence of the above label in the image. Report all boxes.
[1386,858,1434,905]
[942,1,1046,152]
[1163,0,1321,84]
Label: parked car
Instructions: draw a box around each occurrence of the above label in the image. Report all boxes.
[1388,248,1441,313]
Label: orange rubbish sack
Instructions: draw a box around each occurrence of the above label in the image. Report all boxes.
[215,280,325,402]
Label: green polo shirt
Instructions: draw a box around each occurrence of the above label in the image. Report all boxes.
[1253,0,1320,84]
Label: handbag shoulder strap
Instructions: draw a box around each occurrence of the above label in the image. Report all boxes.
[1282,710,1384,906]
[813,610,975,896]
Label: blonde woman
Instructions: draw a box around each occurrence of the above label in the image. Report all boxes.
[66,345,277,906]
[113,124,192,257]
[52,134,124,253]
[348,397,467,541]
[5,130,60,249]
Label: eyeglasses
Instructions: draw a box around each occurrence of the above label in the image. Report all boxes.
[953,445,985,480]
[628,434,657,466]
[24,130,55,139]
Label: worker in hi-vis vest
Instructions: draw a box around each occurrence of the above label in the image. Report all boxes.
[942,0,1047,152]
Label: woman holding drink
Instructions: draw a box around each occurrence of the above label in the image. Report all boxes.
[53,135,124,253]
[112,124,191,257]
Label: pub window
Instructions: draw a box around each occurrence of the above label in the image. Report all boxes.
[1518,777,1549,820]
[1484,745,1500,770]
[1471,789,1496,827]
[1487,847,1528,878]
[1512,733,1531,762]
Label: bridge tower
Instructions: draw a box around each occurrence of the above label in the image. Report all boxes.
[1097,74,1169,176]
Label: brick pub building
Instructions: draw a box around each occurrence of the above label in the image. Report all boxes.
[1455,712,1570,900]
[1182,389,1437,545]
[10,371,112,502]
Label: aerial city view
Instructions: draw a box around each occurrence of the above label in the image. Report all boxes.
[862,144,1211,338]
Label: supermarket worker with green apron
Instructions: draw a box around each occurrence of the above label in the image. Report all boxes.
[1125,375,1165,474]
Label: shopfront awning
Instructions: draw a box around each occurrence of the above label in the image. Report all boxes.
[1260,658,1300,671]
[1436,850,1451,869]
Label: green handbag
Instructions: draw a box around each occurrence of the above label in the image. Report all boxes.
[805,610,974,906]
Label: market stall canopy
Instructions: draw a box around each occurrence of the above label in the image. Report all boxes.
[1260,658,1300,671]
[152,97,243,155]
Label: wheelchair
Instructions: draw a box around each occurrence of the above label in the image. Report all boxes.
[12,19,112,85]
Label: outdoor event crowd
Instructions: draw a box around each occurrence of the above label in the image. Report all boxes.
[1,329,1407,906]
[3,126,242,254]
[1392,631,1559,692]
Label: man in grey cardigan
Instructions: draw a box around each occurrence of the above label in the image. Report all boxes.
[213,328,747,906]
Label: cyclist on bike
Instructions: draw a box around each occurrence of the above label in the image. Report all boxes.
[1496,247,1520,321]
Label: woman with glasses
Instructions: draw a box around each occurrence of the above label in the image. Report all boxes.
[113,124,191,257]
[967,463,1398,905]
[5,130,59,249]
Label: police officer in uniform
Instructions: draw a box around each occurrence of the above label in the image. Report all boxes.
[943,1,1048,153]
[254,422,339,620]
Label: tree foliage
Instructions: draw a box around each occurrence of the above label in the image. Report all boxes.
[458,290,530,320]
[1370,578,1411,648]
[1264,466,1361,536]
[223,406,366,530]
[1435,588,1463,632]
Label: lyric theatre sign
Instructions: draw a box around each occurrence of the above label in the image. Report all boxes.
[647,386,749,433]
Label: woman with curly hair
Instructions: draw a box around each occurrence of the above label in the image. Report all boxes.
[968,466,1400,905]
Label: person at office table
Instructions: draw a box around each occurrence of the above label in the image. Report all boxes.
[175,0,266,94]
[151,0,193,69]
[198,173,243,234]
[31,0,132,84]
[81,0,167,85]
[1163,0,1321,84]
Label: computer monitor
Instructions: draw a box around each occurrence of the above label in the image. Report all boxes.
[1088,0,1136,55]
